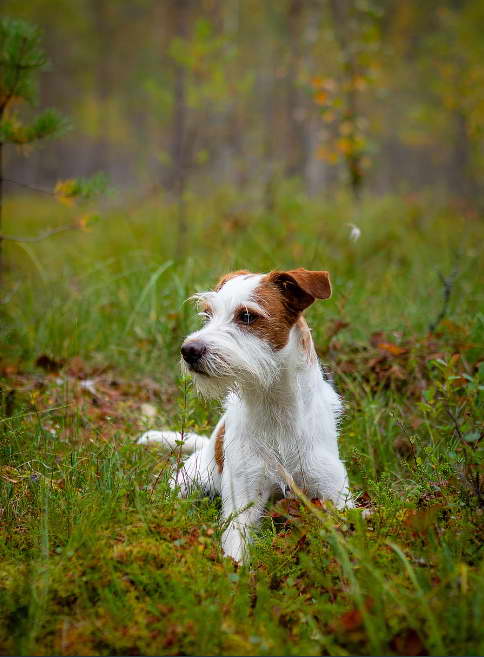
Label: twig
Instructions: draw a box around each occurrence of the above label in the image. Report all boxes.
[3,177,55,196]
[429,267,459,333]
[0,223,78,243]
[444,406,464,441]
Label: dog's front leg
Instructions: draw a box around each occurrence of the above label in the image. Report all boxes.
[220,469,271,563]
[311,447,354,509]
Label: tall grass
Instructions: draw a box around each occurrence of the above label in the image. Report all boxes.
[0,187,482,655]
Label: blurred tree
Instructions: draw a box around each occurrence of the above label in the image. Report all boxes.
[413,3,483,197]
[1,0,482,203]
[0,17,68,277]
[89,0,114,174]
[168,0,190,255]
[144,1,247,254]
[284,0,306,179]
[313,0,383,199]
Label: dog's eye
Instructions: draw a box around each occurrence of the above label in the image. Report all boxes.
[238,310,258,325]
[199,312,212,324]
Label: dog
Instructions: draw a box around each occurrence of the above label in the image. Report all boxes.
[138,268,352,562]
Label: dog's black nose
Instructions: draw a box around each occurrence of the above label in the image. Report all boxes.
[181,339,207,366]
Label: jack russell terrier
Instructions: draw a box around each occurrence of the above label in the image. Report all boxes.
[138,269,353,562]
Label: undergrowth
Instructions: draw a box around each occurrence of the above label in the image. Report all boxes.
[0,187,482,656]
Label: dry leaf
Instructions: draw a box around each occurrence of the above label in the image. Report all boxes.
[377,342,407,356]
[36,354,64,373]
[390,629,426,656]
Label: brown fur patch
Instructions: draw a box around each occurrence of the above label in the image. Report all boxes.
[249,271,330,351]
[284,268,331,301]
[214,422,225,473]
[296,316,316,363]
[267,269,331,314]
[251,276,300,350]
[215,270,252,292]
[212,268,331,351]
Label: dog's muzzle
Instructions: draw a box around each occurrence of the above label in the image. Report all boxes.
[181,339,208,373]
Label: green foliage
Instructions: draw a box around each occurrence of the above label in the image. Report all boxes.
[54,172,109,206]
[2,1,483,196]
[0,17,69,143]
[313,0,384,184]
[0,107,69,144]
[143,14,250,172]
[0,189,482,655]
[0,17,46,106]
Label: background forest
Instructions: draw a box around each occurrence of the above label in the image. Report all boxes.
[3,0,484,203]
[0,1,483,656]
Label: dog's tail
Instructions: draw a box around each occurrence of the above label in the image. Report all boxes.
[137,430,208,455]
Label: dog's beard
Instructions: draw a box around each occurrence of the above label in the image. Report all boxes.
[189,370,233,399]
[180,332,280,399]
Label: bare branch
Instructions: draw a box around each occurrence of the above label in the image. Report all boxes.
[0,223,78,243]
[3,177,55,196]
[429,267,459,333]
[444,405,464,442]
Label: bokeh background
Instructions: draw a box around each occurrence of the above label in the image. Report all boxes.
[4,0,484,201]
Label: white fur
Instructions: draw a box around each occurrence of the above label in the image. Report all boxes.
[138,273,352,562]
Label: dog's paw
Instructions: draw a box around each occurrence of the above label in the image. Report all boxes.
[137,430,165,445]
[221,527,247,564]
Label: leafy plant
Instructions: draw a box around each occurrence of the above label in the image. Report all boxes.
[0,17,69,274]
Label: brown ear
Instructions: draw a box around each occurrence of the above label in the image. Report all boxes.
[268,268,331,312]
[286,268,332,300]
[215,270,251,291]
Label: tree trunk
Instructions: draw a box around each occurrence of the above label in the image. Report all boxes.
[170,0,189,257]
[91,0,113,176]
[344,56,363,200]
[262,44,276,212]
[451,110,478,200]
[285,0,307,179]
[328,0,363,200]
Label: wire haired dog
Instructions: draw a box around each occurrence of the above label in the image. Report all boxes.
[138,268,353,562]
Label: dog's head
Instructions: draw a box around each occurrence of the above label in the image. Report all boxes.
[180,268,332,397]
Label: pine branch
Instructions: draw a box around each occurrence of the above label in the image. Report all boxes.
[0,34,29,114]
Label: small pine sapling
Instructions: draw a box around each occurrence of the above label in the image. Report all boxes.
[0,17,69,277]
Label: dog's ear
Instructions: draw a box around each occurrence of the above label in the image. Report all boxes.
[215,270,251,291]
[268,268,331,312]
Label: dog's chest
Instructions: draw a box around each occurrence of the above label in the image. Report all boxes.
[225,402,312,479]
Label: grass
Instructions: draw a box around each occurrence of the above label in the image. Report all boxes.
[0,185,483,656]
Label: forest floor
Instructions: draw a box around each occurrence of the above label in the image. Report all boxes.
[0,188,482,656]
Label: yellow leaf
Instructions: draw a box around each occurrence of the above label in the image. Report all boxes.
[352,76,367,91]
[336,137,353,154]
[78,213,100,231]
[314,91,328,105]
[316,146,340,163]
[322,110,336,123]
[339,121,354,136]
[55,179,77,206]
